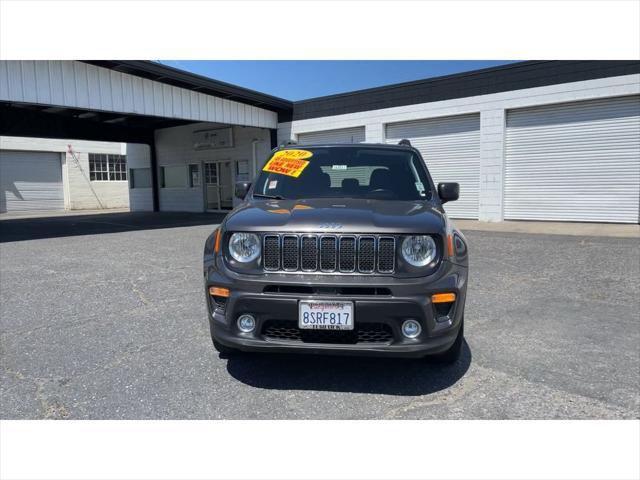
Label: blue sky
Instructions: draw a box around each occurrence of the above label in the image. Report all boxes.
[158,60,519,101]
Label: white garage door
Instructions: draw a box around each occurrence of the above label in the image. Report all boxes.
[297,126,365,145]
[386,114,481,219]
[0,150,64,213]
[505,96,640,223]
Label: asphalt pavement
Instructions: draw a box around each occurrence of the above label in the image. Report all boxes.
[1,212,638,419]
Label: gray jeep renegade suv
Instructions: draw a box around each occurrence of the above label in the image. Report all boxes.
[203,143,468,363]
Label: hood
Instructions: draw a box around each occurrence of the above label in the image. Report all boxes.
[224,198,446,234]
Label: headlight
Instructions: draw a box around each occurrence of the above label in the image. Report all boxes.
[228,232,261,263]
[401,235,437,267]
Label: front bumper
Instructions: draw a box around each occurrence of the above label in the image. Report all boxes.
[204,257,467,358]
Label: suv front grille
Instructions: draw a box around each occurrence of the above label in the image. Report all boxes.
[263,235,280,271]
[262,234,396,274]
[262,320,393,344]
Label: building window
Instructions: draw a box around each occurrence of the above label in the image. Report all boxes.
[160,165,187,188]
[130,168,152,189]
[204,163,218,185]
[235,160,250,181]
[189,164,200,187]
[89,154,127,181]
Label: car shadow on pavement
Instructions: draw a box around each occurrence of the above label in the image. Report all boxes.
[224,341,471,396]
[0,211,227,242]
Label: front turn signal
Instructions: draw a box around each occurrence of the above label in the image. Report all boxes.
[209,286,230,298]
[214,229,221,253]
[432,293,456,304]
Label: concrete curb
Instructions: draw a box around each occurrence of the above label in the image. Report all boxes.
[453,220,640,238]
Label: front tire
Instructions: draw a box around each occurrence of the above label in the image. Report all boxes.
[430,318,464,364]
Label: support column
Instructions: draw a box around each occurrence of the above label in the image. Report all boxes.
[149,134,159,212]
[276,122,294,146]
[478,109,506,222]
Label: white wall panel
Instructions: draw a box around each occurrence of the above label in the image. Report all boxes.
[504,95,640,223]
[20,61,37,103]
[190,91,199,119]
[7,60,23,100]
[131,76,144,114]
[74,61,90,108]
[0,61,278,130]
[86,63,101,110]
[122,73,134,113]
[62,62,77,106]
[98,67,112,110]
[297,126,365,145]
[0,61,9,100]
[65,151,129,210]
[1,136,124,154]
[386,114,481,219]
[126,143,153,212]
[48,61,65,106]
[34,61,51,104]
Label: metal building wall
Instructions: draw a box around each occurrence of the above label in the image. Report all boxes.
[504,95,640,223]
[385,114,481,219]
[0,61,278,129]
[280,72,640,222]
[297,127,365,145]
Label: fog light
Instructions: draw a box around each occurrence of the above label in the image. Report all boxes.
[401,319,422,338]
[237,314,256,333]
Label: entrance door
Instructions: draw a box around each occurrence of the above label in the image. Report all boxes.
[204,160,234,212]
[218,161,233,210]
[204,162,220,210]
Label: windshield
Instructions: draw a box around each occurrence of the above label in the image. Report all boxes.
[253,146,432,201]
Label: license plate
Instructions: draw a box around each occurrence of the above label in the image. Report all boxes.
[298,300,354,330]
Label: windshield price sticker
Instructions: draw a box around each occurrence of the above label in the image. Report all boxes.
[263,149,313,178]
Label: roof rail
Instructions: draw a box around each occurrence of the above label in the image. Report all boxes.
[279,140,298,148]
[398,139,411,146]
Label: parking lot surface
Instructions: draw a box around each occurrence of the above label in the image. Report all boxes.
[1,212,638,419]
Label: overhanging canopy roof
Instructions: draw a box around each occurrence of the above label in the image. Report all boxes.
[82,60,293,117]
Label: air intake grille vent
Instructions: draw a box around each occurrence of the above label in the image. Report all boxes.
[262,234,395,274]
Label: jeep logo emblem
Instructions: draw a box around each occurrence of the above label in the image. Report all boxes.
[319,222,342,229]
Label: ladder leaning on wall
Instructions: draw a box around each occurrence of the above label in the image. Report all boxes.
[67,144,105,210]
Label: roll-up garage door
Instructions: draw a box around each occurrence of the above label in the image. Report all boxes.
[505,96,640,223]
[297,126,365,145]
[0,150,64,213]
[386,114,481,219]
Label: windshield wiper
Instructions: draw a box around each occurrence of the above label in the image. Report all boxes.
[253,193,287,200]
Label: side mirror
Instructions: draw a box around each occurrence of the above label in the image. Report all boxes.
[234,181,251,200]
[438,182,459,203]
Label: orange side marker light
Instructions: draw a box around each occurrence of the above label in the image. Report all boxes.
[209,286,230,298]
[214,229,221,253]
[432,293,456,304]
